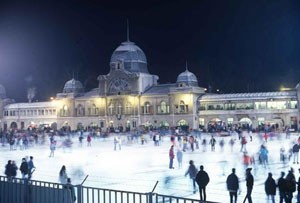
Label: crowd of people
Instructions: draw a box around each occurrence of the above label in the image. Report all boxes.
[4,157,76,202]
[3,126,300,202]
[5,156,35,181]
[182,162,300,203]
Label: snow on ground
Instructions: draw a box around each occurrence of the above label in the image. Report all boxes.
[0,132,299,203]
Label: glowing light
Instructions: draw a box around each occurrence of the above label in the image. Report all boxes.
[280,87,292,91]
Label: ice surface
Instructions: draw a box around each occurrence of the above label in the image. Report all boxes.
[0,132,299,203]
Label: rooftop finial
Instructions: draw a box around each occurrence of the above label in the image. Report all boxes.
[72,70,75,79]
[185,60,188,71]
[127,19,130,42]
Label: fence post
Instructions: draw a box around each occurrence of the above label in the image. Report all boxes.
[76,175,88,203]
[76,184,82,203]
[148,192,153,203]
[148,181,158,203]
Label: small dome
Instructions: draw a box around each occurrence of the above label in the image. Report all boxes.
[110,41,148,73]
[63,78,84,94]
[0,84,6,99]
[176,70,198,87]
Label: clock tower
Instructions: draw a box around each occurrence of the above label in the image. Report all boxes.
[97,38,158,96]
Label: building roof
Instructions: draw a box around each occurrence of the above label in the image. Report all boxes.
[200,91,297,101]
[4,101,56,109]
[176,69,198,86]
[110,41,149,73]
[77,88,100,98]
[144,84,176,95]
[63,78,84,94]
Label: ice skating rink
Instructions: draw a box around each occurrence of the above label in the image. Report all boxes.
[0,132,298,203]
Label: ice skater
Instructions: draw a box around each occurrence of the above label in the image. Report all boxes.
[114,136,121,151]
[87,134,92,147]
[169,145,175,169]
[49,140,56,157]
[59,165,68,184]
[28,156,36,180]
[176,148,183,168]
[292,142,299,164]
[209,136,216,151]
[185,160,198,193]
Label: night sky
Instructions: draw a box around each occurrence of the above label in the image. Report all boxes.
[0,0,300,102]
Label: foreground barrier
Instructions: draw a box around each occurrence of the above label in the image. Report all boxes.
[0,176,220,203]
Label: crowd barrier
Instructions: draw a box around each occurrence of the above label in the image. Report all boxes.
[0,176,220,203]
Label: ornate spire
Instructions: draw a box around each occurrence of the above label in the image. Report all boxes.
[185,60,189,71]
[127,19,130,42]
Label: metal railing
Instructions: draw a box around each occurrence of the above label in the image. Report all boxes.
[0,176,220,203]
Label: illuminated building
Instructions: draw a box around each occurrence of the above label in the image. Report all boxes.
[1,38,300,132]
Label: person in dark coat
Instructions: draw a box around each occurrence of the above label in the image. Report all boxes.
[285,168,296,203]
[297,168,300,203]
[11,160,17,178]
[265,172,276,203]
[185,160,198,193]
[19,158,29,180]
[4,160,13,181]
[195,165,210,201]
[244,168,253,203]
[64,178,76,203]
[277,171,286,203]
[226,168,239,203]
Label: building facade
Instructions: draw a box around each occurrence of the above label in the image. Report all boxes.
[1,39,300,132]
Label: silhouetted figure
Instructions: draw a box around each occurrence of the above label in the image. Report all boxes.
[277,172,286,203]
[243,168,253,203]
[64,178,76,203]
[196,165,210,201]
[285,168,296,203]
[19,158,29,180]
[265,172,276,203]
[226,168,239,203]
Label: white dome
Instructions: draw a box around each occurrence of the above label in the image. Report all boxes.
[176,70,198,87]
[110,41,148,73]
[63,78,84,93]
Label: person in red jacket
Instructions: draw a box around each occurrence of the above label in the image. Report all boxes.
[169,145,175,169]
[87,134,92,147]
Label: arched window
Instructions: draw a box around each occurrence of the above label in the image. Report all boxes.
[177,119,189,126]
[62,105,69,117]
[143,101,152,114]
[88,104,98,116]
[77,104,84,116]
[125,102,132,114]
[117,103,122,115]
[108,103,114,115]
[179,101,185,112]
[91,104,98,115]
[159,101,169,114]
